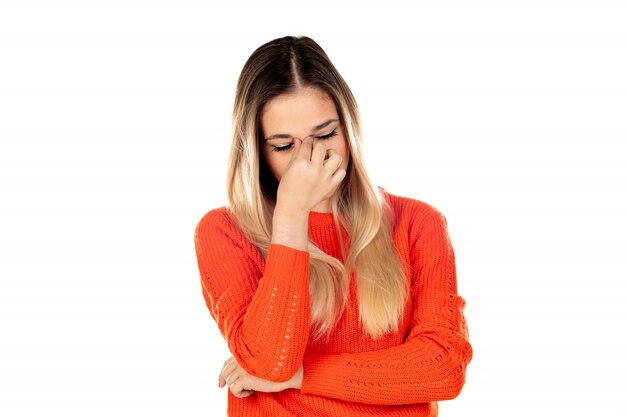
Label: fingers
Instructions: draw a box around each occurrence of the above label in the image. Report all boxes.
[323,149,345,189]
[219,356,255,398]
[232,387,254,398]
[219,356,236,388]
[239,390,254,398]
[229,374,253,398]
[292,136,339,169]
[331,166,347,185]
[310,138,327,165]
[323,148,342,172]
[296,137,313,161]
[327,149,347,185]
[295,136,332,163]
[275,136,347,213]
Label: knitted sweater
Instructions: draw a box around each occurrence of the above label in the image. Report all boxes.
[194,188,472,416]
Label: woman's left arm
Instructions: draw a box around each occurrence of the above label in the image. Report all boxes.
[299,209,473,405]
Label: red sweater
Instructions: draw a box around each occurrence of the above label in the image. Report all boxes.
[194,188,472,416]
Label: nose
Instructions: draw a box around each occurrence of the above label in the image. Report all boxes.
[294,135,333,159]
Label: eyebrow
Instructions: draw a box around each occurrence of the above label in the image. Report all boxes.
[264,118,339,141]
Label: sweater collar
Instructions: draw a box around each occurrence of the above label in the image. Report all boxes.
[308,210,336,227]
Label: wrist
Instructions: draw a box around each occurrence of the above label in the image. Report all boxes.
[274,203,309,220]
[288,364,304,390]
[271,208,309,251]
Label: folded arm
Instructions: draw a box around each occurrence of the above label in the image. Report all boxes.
[300,210,473,405]
[194,209,311,382]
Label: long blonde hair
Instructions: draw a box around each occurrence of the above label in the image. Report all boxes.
[226,36,409,342]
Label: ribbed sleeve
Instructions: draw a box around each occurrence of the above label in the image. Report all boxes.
[194,209,311,382]
[299,210,473,405]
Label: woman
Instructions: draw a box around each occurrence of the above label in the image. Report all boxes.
[194,35,472,416]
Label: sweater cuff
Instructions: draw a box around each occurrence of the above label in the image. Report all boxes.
[264,243,310,280]
[300,354,346,398]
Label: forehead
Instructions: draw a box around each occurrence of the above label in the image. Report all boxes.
[260,87,337,133]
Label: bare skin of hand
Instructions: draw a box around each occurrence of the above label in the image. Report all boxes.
[276,136,346,215]
[218,356,304,398]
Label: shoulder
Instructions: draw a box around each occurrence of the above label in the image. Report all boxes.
[195,206,230,228]
[194,206,248,249]
[378,186,446,229]
[195,206,229,234]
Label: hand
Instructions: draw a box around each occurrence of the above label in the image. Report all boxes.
[218,356,304,398]
[275,137,346,214]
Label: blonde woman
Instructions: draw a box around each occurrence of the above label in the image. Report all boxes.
[194,35,473,416]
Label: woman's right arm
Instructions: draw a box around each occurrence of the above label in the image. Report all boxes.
[195,137,345,383]
[194,209,311,383]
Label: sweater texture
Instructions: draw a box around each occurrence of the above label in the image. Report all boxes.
[194,188,472,416]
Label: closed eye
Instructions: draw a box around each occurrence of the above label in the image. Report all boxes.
[317,129,338,140]
[271,143,294,152]
[270,129,338,153]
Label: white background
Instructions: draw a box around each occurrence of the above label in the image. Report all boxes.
[1,0,625,416]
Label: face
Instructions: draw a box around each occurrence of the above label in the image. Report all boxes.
[259,86,350,185]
